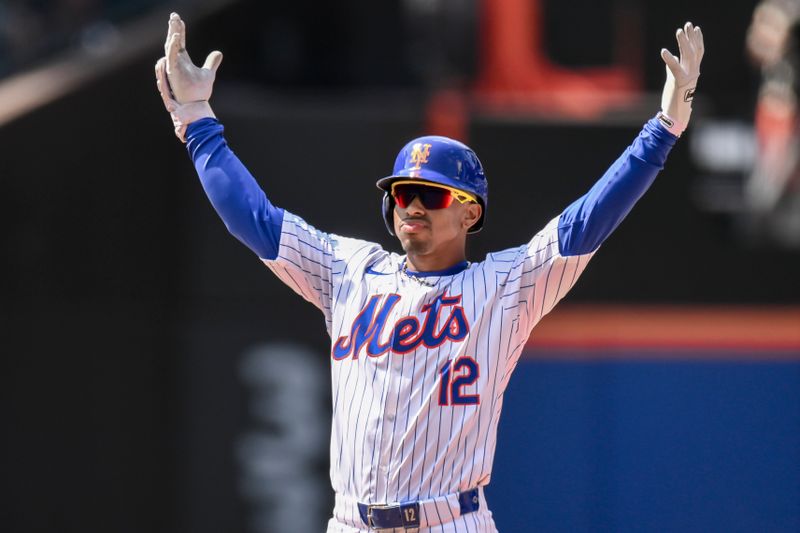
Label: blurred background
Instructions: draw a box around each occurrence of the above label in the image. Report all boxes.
[2,0,799,532]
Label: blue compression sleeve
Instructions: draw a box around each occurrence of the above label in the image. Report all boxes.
[557,116,677,256]
[185,118,284,260]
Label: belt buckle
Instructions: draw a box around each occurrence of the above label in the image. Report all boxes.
[366,503,394,530]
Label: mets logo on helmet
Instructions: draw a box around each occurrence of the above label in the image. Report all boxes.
[409,143,432,170]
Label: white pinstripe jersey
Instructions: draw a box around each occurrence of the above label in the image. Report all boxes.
[263,211,594,527]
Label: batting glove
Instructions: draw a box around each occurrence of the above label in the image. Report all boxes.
[155,12,222,142]
[659,21,705,137]
[155,57,215,142]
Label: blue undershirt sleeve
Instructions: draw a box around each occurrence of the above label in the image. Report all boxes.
[557,116,678,257]
[185,118,284,260]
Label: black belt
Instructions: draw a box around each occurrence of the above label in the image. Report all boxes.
[357,488,480,530]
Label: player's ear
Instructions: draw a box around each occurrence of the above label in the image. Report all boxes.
[462,203,482,231]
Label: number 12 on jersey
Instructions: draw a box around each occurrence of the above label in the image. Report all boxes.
[438,356,480,406]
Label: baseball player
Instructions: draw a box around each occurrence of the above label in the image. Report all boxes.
[155,13,704,532]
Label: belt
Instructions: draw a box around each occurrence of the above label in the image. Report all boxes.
[357,488,480,530]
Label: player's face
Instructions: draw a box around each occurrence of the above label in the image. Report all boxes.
[392,188,481,260]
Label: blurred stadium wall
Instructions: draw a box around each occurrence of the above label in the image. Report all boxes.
[2,1,798,532]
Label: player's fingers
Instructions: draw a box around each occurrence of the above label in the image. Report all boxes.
[166,32,180,71]
[177,14,186,49]
[676,27,690,63]
[683,22,700,58]
[168,13,182,49]
[693,26,705,62]
[155,60,171,106]
[155,58,177,112]
[155,57,166,87]
[685,22,699,57]
[202,51,223,73]
[661,48,681,75]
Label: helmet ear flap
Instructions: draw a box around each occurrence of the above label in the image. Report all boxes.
[381,192,396,236]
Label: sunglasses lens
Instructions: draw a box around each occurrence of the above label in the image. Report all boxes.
[392,184,454,209]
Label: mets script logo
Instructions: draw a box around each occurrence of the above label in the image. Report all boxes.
[409,143,432,170]
[332,292,469,360]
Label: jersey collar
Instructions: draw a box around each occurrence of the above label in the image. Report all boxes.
[402,259,470,278]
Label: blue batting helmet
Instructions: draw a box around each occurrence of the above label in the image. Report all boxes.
[376,135,489,236]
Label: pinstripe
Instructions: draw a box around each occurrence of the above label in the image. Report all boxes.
[501,340,527,380]
[386,286,439,501]
[469,504,480,531]
[404,284,441,500]
[397,315,420,498]
[437,351,457,495]
[274,263,321,309]
[431,498,445,531]
[464,265,489,488]
[275,254,332,293]
[546,262,566,312]
[483,304,511,474]
[442,273,469,492]
[345,332,372,495]
[330,242,376,309]
[281,230,334,256]
[333,292,369,485]
[271,213,593,532]
[359,311,392,499]
[457,268,480,488]
[330,248,377,409]
[366,353,391,501]
[427,340,449,497]
[481,510,490,532]
[396,287,432,499]
[418,333,445,499]
[279,242,331,269]
[330,253,378,494]
[353,356,380,494]
[479,306,505,476]
[499,252,557,287]
[444,496,458,533]
[443,273,468,490]
[383,316,406,502]
[368,319,398,500]
[539,258,556,315]
[275,254,331,302]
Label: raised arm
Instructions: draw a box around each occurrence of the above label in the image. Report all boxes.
[154,13,283,260]
[152,13,388,323]
[558,22,704,257]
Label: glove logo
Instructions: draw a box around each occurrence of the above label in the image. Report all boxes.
[684,87,695,102]
[409,143,432,170]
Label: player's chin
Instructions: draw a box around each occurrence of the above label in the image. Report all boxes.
[398,235,431,255]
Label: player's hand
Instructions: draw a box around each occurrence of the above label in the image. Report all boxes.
[163,12,222,103]
[156,57,216,142]
[746,3,792,67]
[659,21,704,137]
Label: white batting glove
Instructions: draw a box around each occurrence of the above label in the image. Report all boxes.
[155,57,216,142]
[659,21,705,137]
[163,12,222,102]
[155,12,222,142]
